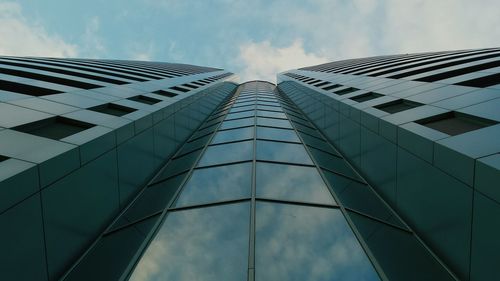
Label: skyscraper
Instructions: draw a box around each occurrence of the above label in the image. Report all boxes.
[0,48,499,281]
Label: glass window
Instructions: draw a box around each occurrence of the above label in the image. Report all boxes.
[257,105,283,112]
[211,127,254,144]
[129,203,250,281]
[309,147,361,180]
[229,105,254,113]
[225,110,254,120]
[347,211,454,281]
[192,123,217,139]
[198,140,253,167]
[256,162,335,205]
[257,110,287,119]
[156,149,202,181]
[299,133,340,156]
[255,202,380,281]
[219,117,254,130]
[257,98,278,103]
[294,122,318,136]
[178,133,211,156]
[257,117,293,129]
[322,170,405,228]
[204,115,225,127]
[68,214,161,281]
[113,174,187,228]
[236,97,256,102]
[256,140,313,165]
[258,101,280,107]
[256,127,300,142]
[256,94,274,99]
[175,163,252,207]
[233,100,255,107]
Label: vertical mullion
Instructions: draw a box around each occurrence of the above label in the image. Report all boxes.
[248,84,257,280]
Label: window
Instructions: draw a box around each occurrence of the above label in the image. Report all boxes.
[128,95,161,105]
[374,99,423,114]
[89,103,137,117]
[416,112,497,136]
[13,116,94,140]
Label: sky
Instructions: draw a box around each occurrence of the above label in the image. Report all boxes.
[0,0,499,82]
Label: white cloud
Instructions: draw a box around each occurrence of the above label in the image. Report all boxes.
[128,41,156,61]
[0,2,77,57]
[167,41,185,61]
[237,39,329,83]
[381,0,500,53]
[80,16,106,58]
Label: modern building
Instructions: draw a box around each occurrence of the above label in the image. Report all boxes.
[0,48,499,281]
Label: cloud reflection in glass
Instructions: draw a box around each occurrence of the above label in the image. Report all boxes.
[255,202,380,281]
[175,162,252,207]
[256,162,336,205]
[256,140,313,165]
[129,202,250,281]
[198,140,253,167]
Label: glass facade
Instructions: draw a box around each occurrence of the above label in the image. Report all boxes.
[127,81,382,281]
[1,49,499,281]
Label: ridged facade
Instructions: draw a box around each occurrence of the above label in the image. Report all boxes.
[1,48,499,281]
[278,47,500,281]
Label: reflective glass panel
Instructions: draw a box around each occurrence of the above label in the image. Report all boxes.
[322,170,405,228]
[257,105,283,112]
[309,147,361,180]
[294,122,318,136]
[256,140,313,165]
[347,211,455,281]
[198,140,253,166]
[178,134,211,156]
[236,97,256,102]
[256,127,300,142]
[258,101,280,107]
[300,133,340,156]
[130,203,250,281]
[192,123,217,139]
[256,162,335,205]
[226,110,254,120]
[220,117,254,130]
[175,163,252,207]
[111,173,187,230]
[256,110,287,119]
[68,214,161,281]
[255,202,380,281]
[256,117,292,129]
[257,98,278,103]
[156,149,202,181]
[211,127,254,144]
[234,100,255,107]
[229,105,254,113]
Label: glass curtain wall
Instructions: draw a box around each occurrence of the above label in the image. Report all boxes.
[127,81,381,281]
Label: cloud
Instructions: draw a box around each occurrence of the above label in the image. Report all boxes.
[381,0,500,53]
[80,16,106,58]
[127,41,156,61]
[0,2,77,57]
[237,39,329,83]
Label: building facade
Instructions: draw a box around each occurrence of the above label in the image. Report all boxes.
[0,48,499,281]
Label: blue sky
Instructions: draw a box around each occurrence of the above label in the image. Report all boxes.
[0,0,499,82]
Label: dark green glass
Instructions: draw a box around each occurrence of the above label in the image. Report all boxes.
[211,127,254,144]
[255,202,380,281]
[256,140,313,165]
[198,140,253,167]
[257,117,292,129]
[175,162,252,207]
[256,127,300,143]
[256,162,335,205]
[129,203,250,281]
